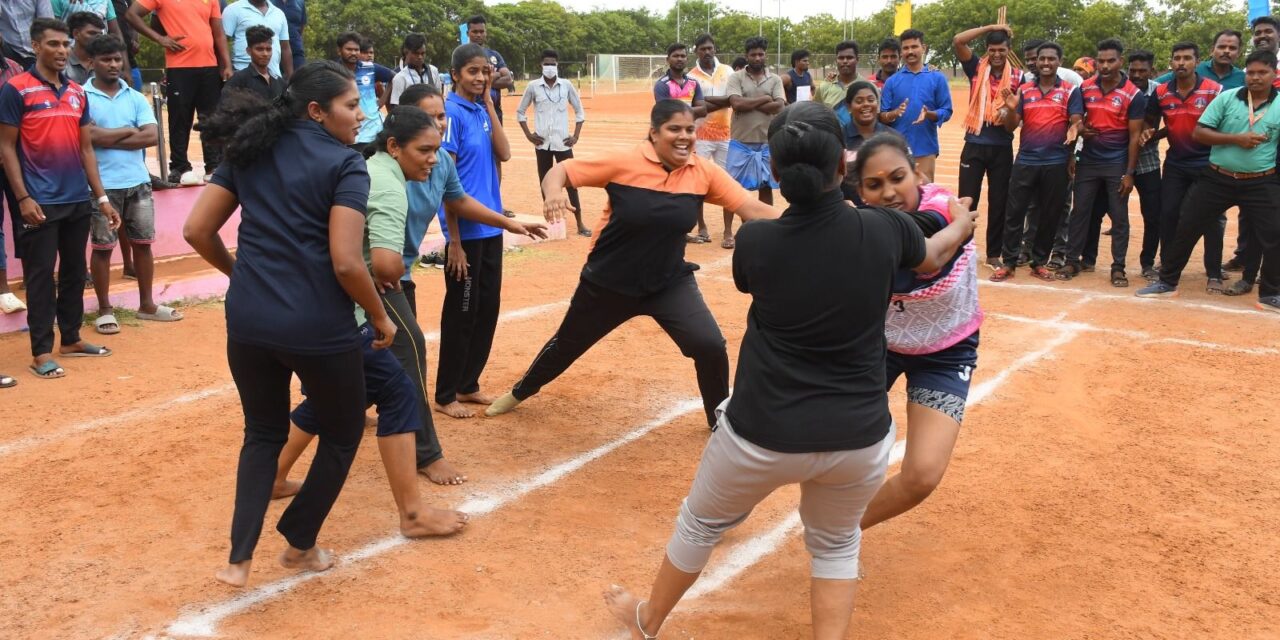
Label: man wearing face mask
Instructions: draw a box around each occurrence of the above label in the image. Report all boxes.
[516,49,589,237]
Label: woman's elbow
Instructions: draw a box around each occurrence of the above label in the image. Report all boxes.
[332,257,364,279]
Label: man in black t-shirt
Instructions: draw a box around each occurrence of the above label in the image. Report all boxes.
[222,26,285,102]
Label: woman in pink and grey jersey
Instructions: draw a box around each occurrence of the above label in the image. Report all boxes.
[850,134,984,532]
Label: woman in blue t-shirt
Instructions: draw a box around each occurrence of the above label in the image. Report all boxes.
[434,43,512,419]
[184,61,396,588]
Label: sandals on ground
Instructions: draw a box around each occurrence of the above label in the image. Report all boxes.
[1206,278,1226,294]
[95,313,120,335]
[989,266,1014,282]
[1111,269,1128,288]
[29,360,65,379]
[1030,265,1056,281]
[1055,264,1081,281]
[0,373,16,388]
[62,343,112,358]
[1223,280,1254,296]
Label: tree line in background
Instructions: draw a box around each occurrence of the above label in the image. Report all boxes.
[134,0,1270,78]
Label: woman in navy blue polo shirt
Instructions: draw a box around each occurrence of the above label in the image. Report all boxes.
[434,43,513,419]
[183,61,397,588]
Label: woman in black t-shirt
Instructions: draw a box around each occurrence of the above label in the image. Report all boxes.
[602,102,977,639]
[184,62,396,588]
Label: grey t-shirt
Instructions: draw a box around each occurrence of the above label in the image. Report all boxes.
[725,68,784,144]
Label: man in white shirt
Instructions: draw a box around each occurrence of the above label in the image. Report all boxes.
[516,49,589,237]
[384,33,441,107]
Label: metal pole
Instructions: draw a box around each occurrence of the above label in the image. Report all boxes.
[759,0,763,36]
[676,0,681,43]
[150,81,168,184]
[843,0,849,40]
[777,0,782,69]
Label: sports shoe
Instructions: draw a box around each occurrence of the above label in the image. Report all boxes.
[179,171,205,186]
[0,292,26,314]
[1258,296,1280,314]
[1136,281,1178,298]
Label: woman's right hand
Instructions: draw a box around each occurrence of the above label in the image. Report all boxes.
[446,242,469,281]
[543,193,574,223]
[370,314,397,350]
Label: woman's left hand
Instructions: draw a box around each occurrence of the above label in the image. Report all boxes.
[543,193,574,223]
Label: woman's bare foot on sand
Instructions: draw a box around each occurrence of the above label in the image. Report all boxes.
[456,391,494,405]
[279,547,335,573]
[419,458,467,485]
[272,479,302,499]
[435,401,475,418]
[215,560,252,587]
[604,584,657,639]
[401,507,469,538]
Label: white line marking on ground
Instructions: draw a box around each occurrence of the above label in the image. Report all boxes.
[679,325,1082,607]
[0,301,576,460]
[979,279,1273,318]
[0,384,237,458]
[986,312,1278,356]
[164,398,704,638]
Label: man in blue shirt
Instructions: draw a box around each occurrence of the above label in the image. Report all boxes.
[336,31,392,150]
[879,28,952,180]
[84,34,181,334]
[465,16,512,124]
[269,0,304,68]
[1155,30,1244,90]
[222,0,291,80]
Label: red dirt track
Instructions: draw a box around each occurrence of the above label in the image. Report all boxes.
[1,88,1277,640]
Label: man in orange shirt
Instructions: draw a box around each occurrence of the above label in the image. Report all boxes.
[126,0,231,183]
[688,34,740,248]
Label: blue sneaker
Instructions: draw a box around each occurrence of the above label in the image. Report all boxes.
[1136,282,1178,298]
[1258,296,1280,314]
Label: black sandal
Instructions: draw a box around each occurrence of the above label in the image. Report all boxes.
[1055,264,1081,281]
[1111,269,1128,288]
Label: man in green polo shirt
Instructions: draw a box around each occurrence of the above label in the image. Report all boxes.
[1154,29,1244,90]
[815,40,861,108]
[1138,50,1280,313]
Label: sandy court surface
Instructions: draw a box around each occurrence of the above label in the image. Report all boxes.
[1,87,1278,639]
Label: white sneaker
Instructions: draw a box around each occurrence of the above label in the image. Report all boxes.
[179,170,206,186]
[0,292,27,314]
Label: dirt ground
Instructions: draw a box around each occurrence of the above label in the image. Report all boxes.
[1,87,1278,640]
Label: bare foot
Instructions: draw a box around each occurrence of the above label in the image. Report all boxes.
[279,546,335,573]
[456,391,494,405]
[435,401,475,419]
[272,479,302,499]
[420,458,467,485]
[603,584,655,640]
[401,507,470,538]
[215,560,251,587]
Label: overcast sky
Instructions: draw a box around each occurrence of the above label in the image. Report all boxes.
[491,0,888,21]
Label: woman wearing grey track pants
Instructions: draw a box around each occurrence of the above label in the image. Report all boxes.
[602,103,978,639]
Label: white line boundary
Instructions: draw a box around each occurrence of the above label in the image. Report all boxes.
[165,398,704,637]
[0,301,574,460]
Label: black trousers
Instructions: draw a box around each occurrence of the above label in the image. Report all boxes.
[166,66,223,175]
[1067,163,1129,270]
[380,288,443,468]
[512,274,729,427]
[436,235,502,405]
[536,149,581,216]
[1134,169,1161,270]
[1158,169,1280,297]
[958,142,1013,259]
[1159,162,1223,278]
[1002,163,1069,267]
[18,204,91,357]
[226,339,365,563]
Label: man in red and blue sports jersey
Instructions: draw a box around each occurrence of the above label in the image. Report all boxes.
[654,43,707,117]
[0,17,120,379]
[992,41,1082,282]
[1145,41,1222,289]
[1057,38,1146,287]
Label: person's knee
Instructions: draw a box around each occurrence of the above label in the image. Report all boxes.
[899,461,946,502]
[805,527,861,580]
[679,330,727,362]
[667,499,744,572]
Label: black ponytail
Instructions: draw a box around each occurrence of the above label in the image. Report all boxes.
[362,106,436,159]
[849,133,914,183]
[766,102,844,205]
[200,61,356,168]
